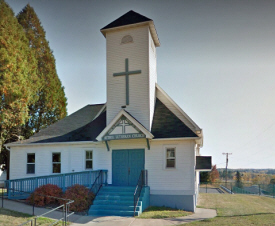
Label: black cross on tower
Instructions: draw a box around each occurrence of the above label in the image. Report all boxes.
[113,58,141,105]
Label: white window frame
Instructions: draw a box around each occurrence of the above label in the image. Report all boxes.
[164,146,177,169]
[27,153,35,174]
[52,152,61,174]
[85,150,93,170]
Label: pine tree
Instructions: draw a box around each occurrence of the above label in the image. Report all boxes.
[0,0,39,170]
[17,4,67,138]
[235,171,243,188]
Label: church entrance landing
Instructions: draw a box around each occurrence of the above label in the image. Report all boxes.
[112,149,144,186]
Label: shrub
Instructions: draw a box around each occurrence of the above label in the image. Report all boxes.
[61,184,94,212]
[27,184,63,207]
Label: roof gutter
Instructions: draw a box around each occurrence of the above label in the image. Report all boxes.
[152,137,200,141]
[4,141,100,148]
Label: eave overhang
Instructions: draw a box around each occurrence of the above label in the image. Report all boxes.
[100,21,160,47]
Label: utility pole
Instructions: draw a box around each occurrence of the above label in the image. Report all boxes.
[222,153,232,186]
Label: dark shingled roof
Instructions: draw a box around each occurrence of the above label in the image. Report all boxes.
[10,104,106,144]
[101,10,152,30]
[151,99,198,138]
[8,99,198,145]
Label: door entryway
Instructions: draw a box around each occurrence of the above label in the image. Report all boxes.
[112,149,145,186]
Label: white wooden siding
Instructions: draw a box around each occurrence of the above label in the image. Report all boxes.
[10,138,195,194]
[9,143,112,184]
[106,25,155,130]
[147,140,196,195]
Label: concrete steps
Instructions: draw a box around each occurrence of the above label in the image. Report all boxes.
[88,186,150,217]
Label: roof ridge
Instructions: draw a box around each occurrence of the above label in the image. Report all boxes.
[101,10,152,30]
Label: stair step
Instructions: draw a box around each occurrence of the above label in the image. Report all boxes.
[96,195,134,201]
[98,191,136,196]
[89,204,140,211]
[93,200,142,206]
[101,186,136,191]
[88,209,139,217]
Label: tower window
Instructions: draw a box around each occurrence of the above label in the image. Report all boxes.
[121,35,133,44]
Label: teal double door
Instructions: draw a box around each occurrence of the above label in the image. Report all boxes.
[112,149,145,186]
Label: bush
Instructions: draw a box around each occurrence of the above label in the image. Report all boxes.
[61,184,94,212]
[27,184,63,207]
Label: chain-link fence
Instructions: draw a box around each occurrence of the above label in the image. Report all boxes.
[200,182,275,198]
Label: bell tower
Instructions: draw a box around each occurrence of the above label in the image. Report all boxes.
[100,10,160,130]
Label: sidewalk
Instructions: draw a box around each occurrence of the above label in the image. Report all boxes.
[2,199,216,225]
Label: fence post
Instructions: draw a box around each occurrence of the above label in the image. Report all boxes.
[2,187,3,208]
[206,183,207,193]
[273,184,274,198]
[259,184,260,196]
[231,182,233,194]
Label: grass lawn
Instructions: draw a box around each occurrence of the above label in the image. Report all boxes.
[0,208,63,226]
[186,193,275,225]
[137,206,192,219]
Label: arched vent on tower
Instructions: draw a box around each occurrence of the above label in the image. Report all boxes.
[121,35,133,44]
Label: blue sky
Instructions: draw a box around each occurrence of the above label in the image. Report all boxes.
[6,0,275,169]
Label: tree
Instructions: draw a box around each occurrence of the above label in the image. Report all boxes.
[200,171,210,183]
[235,171,243,188]
[210,165,219,182]
[17,4,67,138]
[0,0,40,171]
[270,178,275,185]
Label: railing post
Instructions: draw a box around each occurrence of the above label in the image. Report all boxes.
[35,177,38,190]
[7,180,10,199]
[63,174,66,191]
[63,204,65,226]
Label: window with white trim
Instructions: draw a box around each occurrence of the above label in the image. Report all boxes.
[52,153,61,173]
[27,153,35,174]
[85,151,93,169]
[166,148,176,168]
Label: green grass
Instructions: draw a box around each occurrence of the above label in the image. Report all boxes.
[137,206,192,219]
[0,208,63,226]
[186,194,275,225]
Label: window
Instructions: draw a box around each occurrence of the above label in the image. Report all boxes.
[86,151,93,169]
[52,153,61,173]
[27,153,35,174]
[121,35,133,44]
[166,148,176,168]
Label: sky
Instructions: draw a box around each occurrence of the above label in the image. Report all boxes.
[6,0,275,169]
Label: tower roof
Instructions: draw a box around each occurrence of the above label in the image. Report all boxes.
[101,10,152,30]
[100,10,160,47]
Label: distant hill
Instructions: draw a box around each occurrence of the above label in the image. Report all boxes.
[218,168,275,175]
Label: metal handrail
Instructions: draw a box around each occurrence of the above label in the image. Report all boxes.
[133,170,147,216]
[89,170,103,196]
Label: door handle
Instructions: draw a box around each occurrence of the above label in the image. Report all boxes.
[128,167,130,175]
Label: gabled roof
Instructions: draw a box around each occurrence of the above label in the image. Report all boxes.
[101,10,152,30]
[96,109,154,141]
[7,104,106,145]
[6,92,202,146]
[151,99,198,139]
[100,10,160,47]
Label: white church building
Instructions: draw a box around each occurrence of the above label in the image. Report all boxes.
[6,11,211,214]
